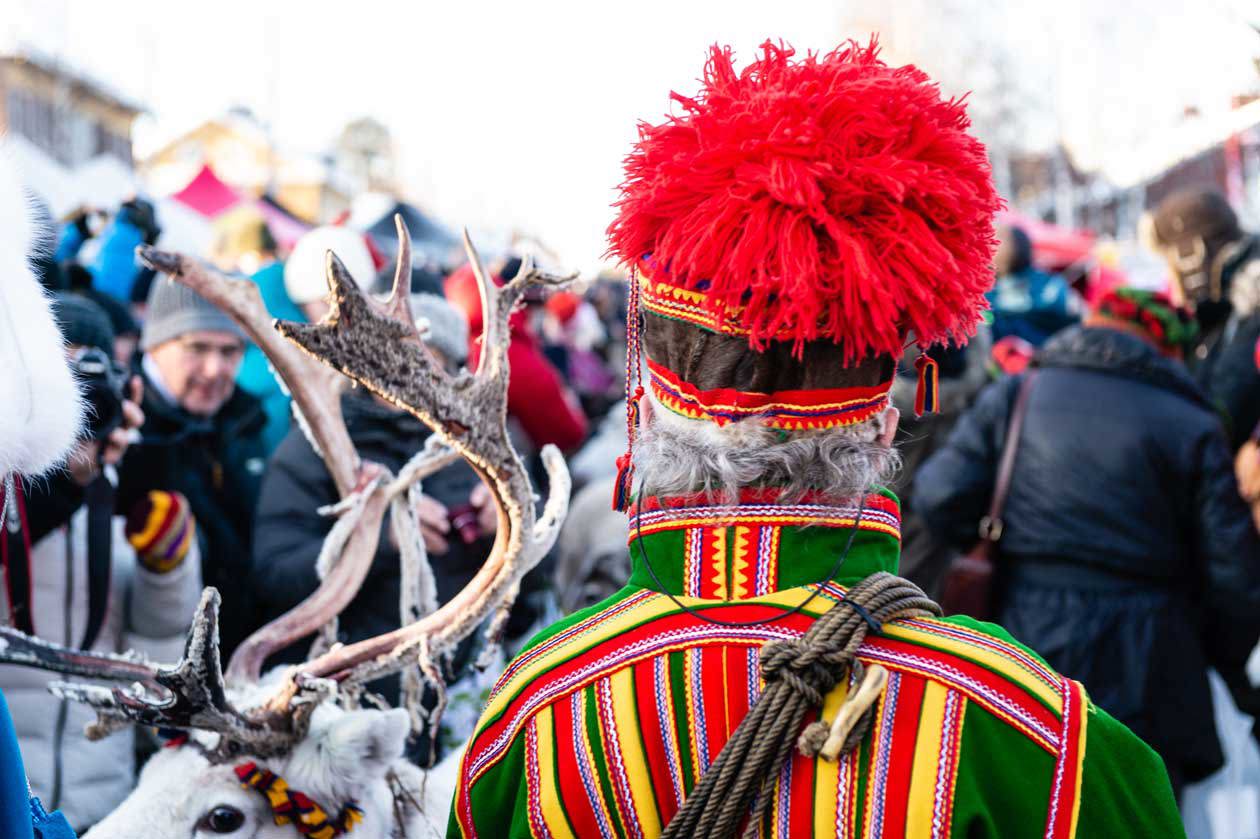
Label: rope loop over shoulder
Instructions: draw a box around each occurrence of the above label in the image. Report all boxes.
[661,572,941,839]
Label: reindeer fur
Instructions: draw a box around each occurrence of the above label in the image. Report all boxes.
[85,676,459,838]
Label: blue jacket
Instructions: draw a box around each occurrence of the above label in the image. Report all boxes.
[90,218,145,303]
[235,261,305,454]
[986,268,1080,347]
[0,692,73,839]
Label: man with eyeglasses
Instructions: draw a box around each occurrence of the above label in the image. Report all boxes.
[118,280,268,655]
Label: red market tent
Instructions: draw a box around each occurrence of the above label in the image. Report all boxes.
[168,164,310,251]
[170,164,243,217]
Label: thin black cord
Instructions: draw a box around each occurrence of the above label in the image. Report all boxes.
[632,474,867,628]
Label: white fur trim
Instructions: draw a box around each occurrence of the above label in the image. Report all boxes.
[0,140,84,477]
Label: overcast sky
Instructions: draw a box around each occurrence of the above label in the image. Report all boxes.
[6,1,1260,269]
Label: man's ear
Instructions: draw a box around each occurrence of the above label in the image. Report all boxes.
[878,406,900,447]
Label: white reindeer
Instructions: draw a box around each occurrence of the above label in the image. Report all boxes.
[0,219,573,837]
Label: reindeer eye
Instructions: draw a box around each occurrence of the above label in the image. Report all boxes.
[199,805,245,833]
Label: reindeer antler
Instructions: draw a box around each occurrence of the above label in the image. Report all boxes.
[261,221,574,705]
[133,246,440,685]
[3,589,298,754]
[0,217,574,757]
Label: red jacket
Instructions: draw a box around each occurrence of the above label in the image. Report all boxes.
[446,266,588,454]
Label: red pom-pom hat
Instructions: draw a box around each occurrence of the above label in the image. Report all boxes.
[608,39,1002,432]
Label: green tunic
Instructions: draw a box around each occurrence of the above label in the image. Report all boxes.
[450,490,1183,837]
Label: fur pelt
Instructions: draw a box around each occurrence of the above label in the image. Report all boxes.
[0,141,83,477]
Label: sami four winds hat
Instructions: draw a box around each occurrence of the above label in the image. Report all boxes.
[605,39,1003,508]
[609,39,1001,428]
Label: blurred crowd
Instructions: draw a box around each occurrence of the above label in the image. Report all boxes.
[4,194,629,829]
[9,181,1260,833]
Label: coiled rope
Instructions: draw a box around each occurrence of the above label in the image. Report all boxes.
[661,571,941,839]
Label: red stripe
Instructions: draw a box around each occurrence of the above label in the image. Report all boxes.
[724,646,752,744]
[632,658,677,821]
[787,711,817,838]
[648,358,892,415]
[551,695,604,837]
[1044,679,1086,839]
[702,645,731,761]
[876,673,926,839]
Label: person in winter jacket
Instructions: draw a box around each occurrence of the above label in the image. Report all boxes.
[1143,187,1260,451]
[118,279,267,657]
[914,288,1260,795]
[986,223,1082,347]
[445,259,589,455]
[2,294,202,831]
[250,295,488,762]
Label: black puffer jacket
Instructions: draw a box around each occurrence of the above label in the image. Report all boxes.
[250,392,486,677]
[915,326,1260,789]
[118,373,268,656]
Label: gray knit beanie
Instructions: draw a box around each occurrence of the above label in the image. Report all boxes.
[141,278,244,351]
[411,293,468,367]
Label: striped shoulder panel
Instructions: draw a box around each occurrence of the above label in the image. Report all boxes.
[877,615,1065,716]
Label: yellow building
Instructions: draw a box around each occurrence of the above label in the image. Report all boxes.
[0,52,141,167]
[141,108,381,224]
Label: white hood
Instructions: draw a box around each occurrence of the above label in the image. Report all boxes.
[0,140,84,477]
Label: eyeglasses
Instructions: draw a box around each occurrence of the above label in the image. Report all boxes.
[178,338,246,364]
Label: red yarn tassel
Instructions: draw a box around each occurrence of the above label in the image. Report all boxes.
[914,352,939,417]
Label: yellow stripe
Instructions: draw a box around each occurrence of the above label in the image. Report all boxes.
[709,528,728,600]
[534,707,577,839]
[481,587,838,722]
[906,681,949,837]
[1068,689,1089,838]
[882,620,1061,710]
[862,684,891,833]
[731,526,752,600]
[131,491,172,546]
[812,679,850,837]
[610,668,662,836]
[684,648,703,780]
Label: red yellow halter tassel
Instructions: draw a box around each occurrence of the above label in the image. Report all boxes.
[234,761,365,838]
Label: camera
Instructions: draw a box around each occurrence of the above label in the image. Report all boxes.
[73,348,130,441]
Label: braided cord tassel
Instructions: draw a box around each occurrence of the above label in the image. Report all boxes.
[613,265,646,511]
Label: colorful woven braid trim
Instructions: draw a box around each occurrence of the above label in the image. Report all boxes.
[627,490,902,543]
[648,358,892,430]
[640,267,769,339]
[234,762,364,838]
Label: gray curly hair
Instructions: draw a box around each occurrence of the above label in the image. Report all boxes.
[632,392,899,504]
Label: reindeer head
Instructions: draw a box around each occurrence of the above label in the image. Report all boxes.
[0,217,573,836]
[84,699,421,839]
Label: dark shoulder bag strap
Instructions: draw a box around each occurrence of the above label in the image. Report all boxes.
[979,371,1037,544]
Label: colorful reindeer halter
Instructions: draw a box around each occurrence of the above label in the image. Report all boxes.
[234,762,365,838]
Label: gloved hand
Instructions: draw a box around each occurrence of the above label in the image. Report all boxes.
[125,491,194,574]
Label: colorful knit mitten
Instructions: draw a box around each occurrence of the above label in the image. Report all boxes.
[126,491,194,574]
